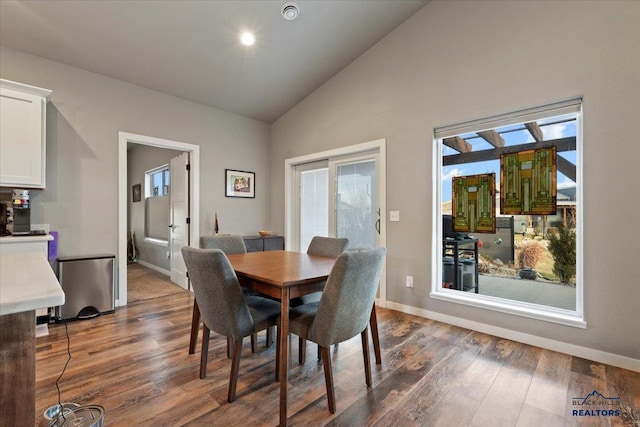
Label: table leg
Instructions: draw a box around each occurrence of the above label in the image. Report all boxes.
[279,288,290,426]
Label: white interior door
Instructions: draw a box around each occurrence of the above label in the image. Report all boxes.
[169,152,189,288]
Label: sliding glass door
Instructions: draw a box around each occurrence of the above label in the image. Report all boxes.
[330,155,379,249]
[294,152,381,252]
[297,161,329,252]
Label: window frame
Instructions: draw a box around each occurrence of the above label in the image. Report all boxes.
[431,98,585,328]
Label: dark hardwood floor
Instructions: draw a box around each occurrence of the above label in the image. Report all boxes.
[35,266,640,426]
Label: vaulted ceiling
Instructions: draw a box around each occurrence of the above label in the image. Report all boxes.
[0,0,427,123]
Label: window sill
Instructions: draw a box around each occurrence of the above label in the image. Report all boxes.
[143,237,168,247]
[430,290,586,329]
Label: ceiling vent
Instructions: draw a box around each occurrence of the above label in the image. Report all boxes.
[281,2,300,21]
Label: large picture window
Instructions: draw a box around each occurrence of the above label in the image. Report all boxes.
[433,99,583,327]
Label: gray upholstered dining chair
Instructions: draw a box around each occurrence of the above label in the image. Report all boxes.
[181,247,281,403]
[294,236,349,305]
[306,236,350,259]
[190,235,270,357]
[287,247,386,413]
[294,236,349,364]
[200,235,247,254]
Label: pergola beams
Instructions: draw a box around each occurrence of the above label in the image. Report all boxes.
[477,130,505,148]
[442,123,577,181]
[443,136,471,153]
[443,136,576,166]
[524,122,544,142]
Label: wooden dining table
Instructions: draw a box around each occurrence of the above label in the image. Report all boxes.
[226,249,382,426]
[226,250,335,426]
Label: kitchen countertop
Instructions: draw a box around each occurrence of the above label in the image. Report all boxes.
[0,234,54,243]
[0,251,64,315]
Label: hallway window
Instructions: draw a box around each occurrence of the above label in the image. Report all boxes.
[144,164,170,242]
[146,165,170,197]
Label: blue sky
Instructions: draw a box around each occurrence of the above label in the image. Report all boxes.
[441,116,577,202]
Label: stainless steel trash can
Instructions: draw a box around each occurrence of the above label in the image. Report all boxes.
[56,254,116,320]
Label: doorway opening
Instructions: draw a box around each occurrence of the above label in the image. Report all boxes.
[118,132,200,306]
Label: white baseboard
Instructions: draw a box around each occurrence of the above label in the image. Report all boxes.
[385,301,640,373]
[135,260,170,276]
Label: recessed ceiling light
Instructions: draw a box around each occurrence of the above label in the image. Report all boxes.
[281,2,300,21]
[240,31,255,46]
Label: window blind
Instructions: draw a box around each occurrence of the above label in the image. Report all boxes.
[145,195,169,241]
[434,97,582,139]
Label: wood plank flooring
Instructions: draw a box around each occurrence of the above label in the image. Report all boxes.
[34,266,640,426]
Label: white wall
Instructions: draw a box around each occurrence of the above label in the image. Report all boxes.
[0,47,271,260]
[271,1,640,359]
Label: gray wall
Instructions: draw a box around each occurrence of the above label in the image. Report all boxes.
[270,1,640,359]
[127,145,183,271]
[0,47,271,259]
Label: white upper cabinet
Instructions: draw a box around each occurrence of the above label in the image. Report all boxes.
[0,79,52,189]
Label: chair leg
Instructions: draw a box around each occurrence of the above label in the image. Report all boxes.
[228,336,243,403]
[227,336,233,359]
[266,326,274,348]
[251,333,257,353]
[361,327,372,387]
[317,343,322,361]
[199,325,210,379]
[370,304,382,365]
[189,300,200,354]
[320,346,336,413]
[298,336,306,365]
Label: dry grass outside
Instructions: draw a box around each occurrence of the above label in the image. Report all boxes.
[517,240,545,269]
[533,250,556,280]
[470,235,576,285]
[514,235,559,281]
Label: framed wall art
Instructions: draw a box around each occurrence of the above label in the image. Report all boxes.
[452,173,496,234]
[225,169,255,198]
[132,184,141,202]
[500,146,556,215]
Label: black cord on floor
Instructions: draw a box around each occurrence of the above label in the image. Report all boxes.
[54,317,71,422]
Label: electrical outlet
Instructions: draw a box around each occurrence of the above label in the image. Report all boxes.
[390,211,400,222]
[406,275,414,288]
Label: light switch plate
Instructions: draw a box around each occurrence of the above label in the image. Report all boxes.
[390,211,400,222]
